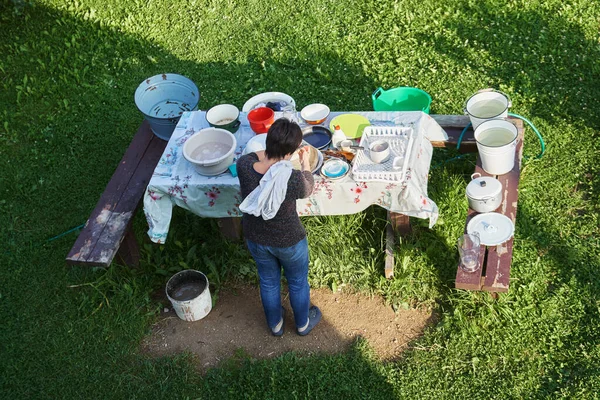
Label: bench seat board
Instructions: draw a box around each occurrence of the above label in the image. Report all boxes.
[430,127,477,153]
[482,135,523,292]
[455,120,524,291]
[86,135,167,266]
[66,121,166,267]
[430,114,476,152]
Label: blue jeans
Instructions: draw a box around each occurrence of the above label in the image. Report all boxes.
[246,238,310,330]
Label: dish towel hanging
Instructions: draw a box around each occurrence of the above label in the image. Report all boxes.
[239,160,293,220]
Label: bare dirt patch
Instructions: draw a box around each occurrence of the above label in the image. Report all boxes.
[142,284,435,371]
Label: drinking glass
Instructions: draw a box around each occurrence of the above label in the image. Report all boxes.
[282,104,297,123]
[457,232,481,273]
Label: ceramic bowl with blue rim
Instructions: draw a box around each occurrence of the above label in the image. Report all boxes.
[320,158,350,180]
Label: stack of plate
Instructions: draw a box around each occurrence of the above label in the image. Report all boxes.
[290,142,323,173]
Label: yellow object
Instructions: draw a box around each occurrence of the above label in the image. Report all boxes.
[329,114,370,139]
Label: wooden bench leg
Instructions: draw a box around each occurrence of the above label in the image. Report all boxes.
[389,212,412,236]
[218,217,242,241]
[384,212,411,279]
[117,226,140,268]
[385,222,395,279]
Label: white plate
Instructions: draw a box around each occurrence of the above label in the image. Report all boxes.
[467,212,515,246]
[242,92,296,112]
[242,134,267,155]
[300,103,330,122]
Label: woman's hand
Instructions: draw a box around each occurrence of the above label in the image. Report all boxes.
[298,146,311,171]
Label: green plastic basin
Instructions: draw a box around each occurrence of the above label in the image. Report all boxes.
[371,86,432,113]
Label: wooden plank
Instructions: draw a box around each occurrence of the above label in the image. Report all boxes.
[430,126,477,152]
[116,224,140,267]
[384,211,411,279]
[388,211,411,235]
[483,125,524,292]
[85,135,166,266]
[430,114,474,151]
[385,222,395,279]
[431,114,471,128]
[66,121,155,263]
[483,240,513,292]
[455,241,487,290]
[217,217,242,241]
[455,118,524,292]
[455,161,492,290]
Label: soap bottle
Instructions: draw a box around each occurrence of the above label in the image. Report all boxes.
[332,125,346,149]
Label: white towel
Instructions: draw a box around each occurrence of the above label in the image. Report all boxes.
[239,160,293,220]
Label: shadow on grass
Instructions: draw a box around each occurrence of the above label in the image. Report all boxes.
[199,337,397,398]
[0,2,406,398]
[418,4,600,129]
[430,7,600,395]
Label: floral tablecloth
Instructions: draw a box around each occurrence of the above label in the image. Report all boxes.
[143,111,447,244]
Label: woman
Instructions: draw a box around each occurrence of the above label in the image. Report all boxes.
[237,118,321,336]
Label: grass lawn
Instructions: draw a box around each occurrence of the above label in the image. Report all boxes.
[1,0,599,398]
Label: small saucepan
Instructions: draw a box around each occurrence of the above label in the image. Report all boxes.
[466,173,503,213]
[247,107,274,134]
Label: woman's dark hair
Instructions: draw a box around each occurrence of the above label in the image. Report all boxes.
[265,119,303,159]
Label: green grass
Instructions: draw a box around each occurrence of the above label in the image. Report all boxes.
[1,0,599,398]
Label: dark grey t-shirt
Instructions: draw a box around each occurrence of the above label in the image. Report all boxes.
[237,153,315,247]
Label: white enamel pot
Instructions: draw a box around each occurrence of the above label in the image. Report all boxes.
[466,173,503,213]
[183,127,237,176]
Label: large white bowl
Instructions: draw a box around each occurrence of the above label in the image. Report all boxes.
[300,103,330,124]
[183,128,237,176]
[242,92,295,112]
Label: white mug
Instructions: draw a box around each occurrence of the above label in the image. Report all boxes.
[369,140,390,163]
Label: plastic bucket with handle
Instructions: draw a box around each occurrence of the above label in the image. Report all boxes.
[474,119,518,175]
[464,89,511,130]
[372,87,432,113]
[135,74,200,141]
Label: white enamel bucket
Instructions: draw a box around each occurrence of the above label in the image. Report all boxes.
[134,74,200,141]
[166,270,212,322]
[464,89,511,129]
[474,119,518,175]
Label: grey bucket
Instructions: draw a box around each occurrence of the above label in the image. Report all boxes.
[134,74,200,141]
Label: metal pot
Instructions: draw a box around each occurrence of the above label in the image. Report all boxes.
[466,173,502,213]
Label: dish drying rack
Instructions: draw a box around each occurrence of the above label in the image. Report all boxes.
[351,126,415,182]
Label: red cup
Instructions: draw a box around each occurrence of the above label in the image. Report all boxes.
[247,107,274,134]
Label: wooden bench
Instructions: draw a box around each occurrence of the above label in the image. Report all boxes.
[453,119,523,292]
[66,121,167,267]
[385,115,524,293]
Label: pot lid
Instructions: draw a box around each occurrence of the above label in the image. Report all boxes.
[466,175,502,200]
[467,213,514,246]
